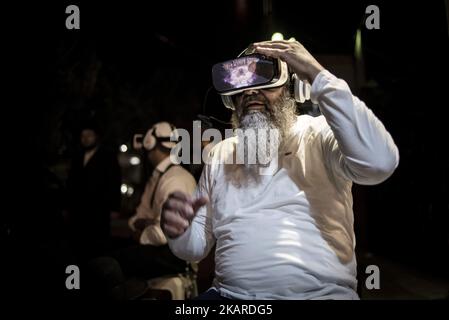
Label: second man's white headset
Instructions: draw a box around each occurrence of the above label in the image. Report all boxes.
[133,121,178,151]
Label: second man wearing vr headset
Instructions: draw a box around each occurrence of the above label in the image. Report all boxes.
[127,121,196,260]
[162,40,399,299]
[90,122,197,299]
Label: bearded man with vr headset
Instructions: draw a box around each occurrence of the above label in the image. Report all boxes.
[161,40,399,300]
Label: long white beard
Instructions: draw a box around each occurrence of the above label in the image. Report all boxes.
[238,112,280,168]
[226,92,297,187]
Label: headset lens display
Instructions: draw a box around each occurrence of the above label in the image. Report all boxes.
[212,54,277,93]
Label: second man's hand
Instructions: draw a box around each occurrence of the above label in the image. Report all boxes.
[161,191,209,239]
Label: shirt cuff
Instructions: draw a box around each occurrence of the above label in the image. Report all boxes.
[167,225,193,249]
[310,69,335,104]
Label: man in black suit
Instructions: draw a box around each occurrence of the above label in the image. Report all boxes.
[65,123,121,261]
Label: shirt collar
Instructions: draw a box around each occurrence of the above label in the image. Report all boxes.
[155,156,174,173]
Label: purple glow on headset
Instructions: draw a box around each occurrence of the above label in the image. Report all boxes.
[223,56,260,88]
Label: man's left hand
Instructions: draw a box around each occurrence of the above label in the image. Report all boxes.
[253,40,324,84]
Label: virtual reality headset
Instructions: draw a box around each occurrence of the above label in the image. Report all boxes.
[212,49,311,109]
[212,53,289,96]
[133,122,178,151]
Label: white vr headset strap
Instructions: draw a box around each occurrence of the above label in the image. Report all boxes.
[292,74,311,103]
[221,95,235,110]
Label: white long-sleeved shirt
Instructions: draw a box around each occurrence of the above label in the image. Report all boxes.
[129,156,197,245]
[168,70,399,299]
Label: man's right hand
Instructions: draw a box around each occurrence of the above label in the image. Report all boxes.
[161,191,209,239]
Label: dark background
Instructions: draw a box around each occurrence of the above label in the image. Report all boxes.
[3,0,448,299]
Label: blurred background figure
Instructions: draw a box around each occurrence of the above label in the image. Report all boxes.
[65,121,121,261]
[86,122,197,300]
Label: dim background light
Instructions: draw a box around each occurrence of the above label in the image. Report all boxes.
[120,144,128,153]
[271,32,284,41]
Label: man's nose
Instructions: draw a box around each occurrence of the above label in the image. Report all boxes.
[242,88,260,96]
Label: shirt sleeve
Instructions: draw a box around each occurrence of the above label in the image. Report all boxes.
[139,168,197,246]
[167,164,216,262]
[311,70,399,185]
[157,170,197,212]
